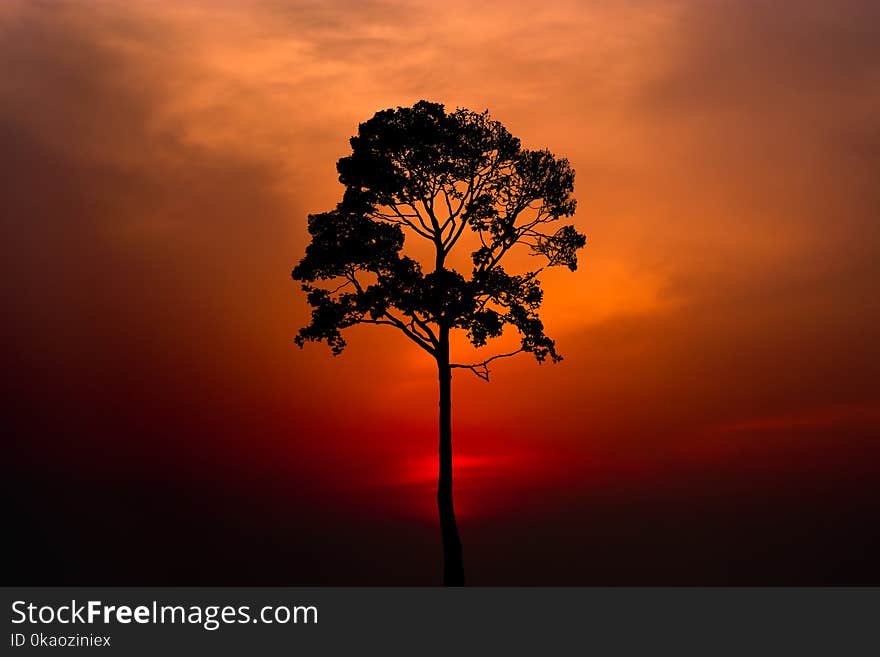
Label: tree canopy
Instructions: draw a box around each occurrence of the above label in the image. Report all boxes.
[292,100,586,380]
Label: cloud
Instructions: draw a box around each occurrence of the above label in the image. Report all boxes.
[0,3,300,474]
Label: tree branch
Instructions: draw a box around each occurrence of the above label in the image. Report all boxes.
[383,202,435,240]
[476,207,555,273]
[450,347,525,381]
[345,271,436,355]
[361,316,436,356]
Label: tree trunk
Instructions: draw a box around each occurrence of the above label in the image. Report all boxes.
[437,328,464,586]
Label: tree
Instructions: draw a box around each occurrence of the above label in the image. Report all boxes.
[292,101,586,585]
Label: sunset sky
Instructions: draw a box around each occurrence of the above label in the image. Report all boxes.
[4,0,879,584]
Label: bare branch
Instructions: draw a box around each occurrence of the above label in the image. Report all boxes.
[362,315,436,356]
[384,202,435,239]
[441,185,456,222]
[410,315,439,346]
[442,212,470,253]
[450,347,525,381]
[475,207,557,273]
[345,271,436,354]
[328,280,353,294]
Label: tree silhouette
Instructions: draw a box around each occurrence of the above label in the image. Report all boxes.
[292,101,586,585]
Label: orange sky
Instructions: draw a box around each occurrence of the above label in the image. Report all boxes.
[3,0,879,535]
